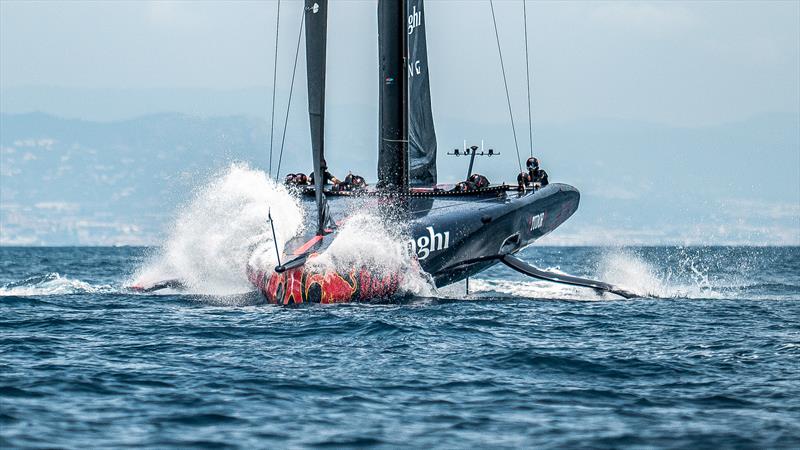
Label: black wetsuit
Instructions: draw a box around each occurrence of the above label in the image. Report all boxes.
[309,170,336,185]
[529,168,549,187]
[331,174,367,192]
[451,181,476,193]
[469,174,490,189]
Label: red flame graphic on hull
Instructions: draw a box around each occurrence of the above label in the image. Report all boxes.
[248,256,403,304]
[304,270,357,303]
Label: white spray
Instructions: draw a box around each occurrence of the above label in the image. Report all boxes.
[596,248,725,299]
[306,213,436,297]
[132,164,434,298]
[132,164,303,295]
[469,248,727,300]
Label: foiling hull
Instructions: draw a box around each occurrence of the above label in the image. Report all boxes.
[249,183,579,304]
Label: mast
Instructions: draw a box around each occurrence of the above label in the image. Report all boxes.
[305,0,332,234]
[377,0,437,190]
[377,0,408,190]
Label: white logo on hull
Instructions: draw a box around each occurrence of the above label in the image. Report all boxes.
[530,213,545,231]
[407,226,450,260]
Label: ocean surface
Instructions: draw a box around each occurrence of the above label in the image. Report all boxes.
[1,245,799,448]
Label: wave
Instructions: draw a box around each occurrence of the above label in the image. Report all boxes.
[0,273,114,297]
[469,278,607,301]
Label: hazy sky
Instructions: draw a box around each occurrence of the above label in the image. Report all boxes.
[1,0,798,245]
[2,0,798,127]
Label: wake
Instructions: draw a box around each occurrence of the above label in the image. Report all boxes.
[469,248,732,301]
[0,273,114,297]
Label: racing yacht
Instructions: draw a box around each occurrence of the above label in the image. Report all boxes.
[243,0,634,303]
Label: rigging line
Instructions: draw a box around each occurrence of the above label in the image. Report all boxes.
[523,0,533,158]
[489,0,523,173]
[276,10,305,179]
[268,0,282,177]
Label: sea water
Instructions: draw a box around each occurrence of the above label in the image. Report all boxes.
[1,245,799,448]
[2,166,799,447]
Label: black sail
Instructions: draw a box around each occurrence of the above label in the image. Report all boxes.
[305,0,332,234]
[377,0,407,190]
[406,0,437,186]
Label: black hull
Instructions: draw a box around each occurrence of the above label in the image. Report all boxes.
[296,183,580,289]
[408,183,579,286]
[142,182,631,301]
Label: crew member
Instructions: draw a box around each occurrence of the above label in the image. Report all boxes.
[468,173,490,189]
[309,159,341,185]
[451,180,476,193]
[517,171,531,191]
[285,173,310,186]
[526,157,549,188]
[332,172,368,192]
[294,173,309,185]
[350,174,367,190]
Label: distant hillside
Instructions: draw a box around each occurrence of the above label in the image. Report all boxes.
[0,112,267,244]
[1,111,798,245]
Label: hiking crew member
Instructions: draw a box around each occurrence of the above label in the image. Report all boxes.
[517,157,549,190]
[452,180,476,193]
[527,157,549,188]
[517,171,531,191]
[284,173,310,186]
[469,173,490,189]
[333,173,368,192]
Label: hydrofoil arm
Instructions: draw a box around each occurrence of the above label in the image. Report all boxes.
[500,255,637,299]
[129,279,187,293]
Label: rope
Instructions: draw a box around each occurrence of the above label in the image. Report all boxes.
[489,0,523,173]
[276,10,305,179]
[268,0,281,177]
[523,0,533,158]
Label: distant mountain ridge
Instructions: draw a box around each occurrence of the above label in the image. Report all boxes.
[1,111,798,245]
[1,112,268,244]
